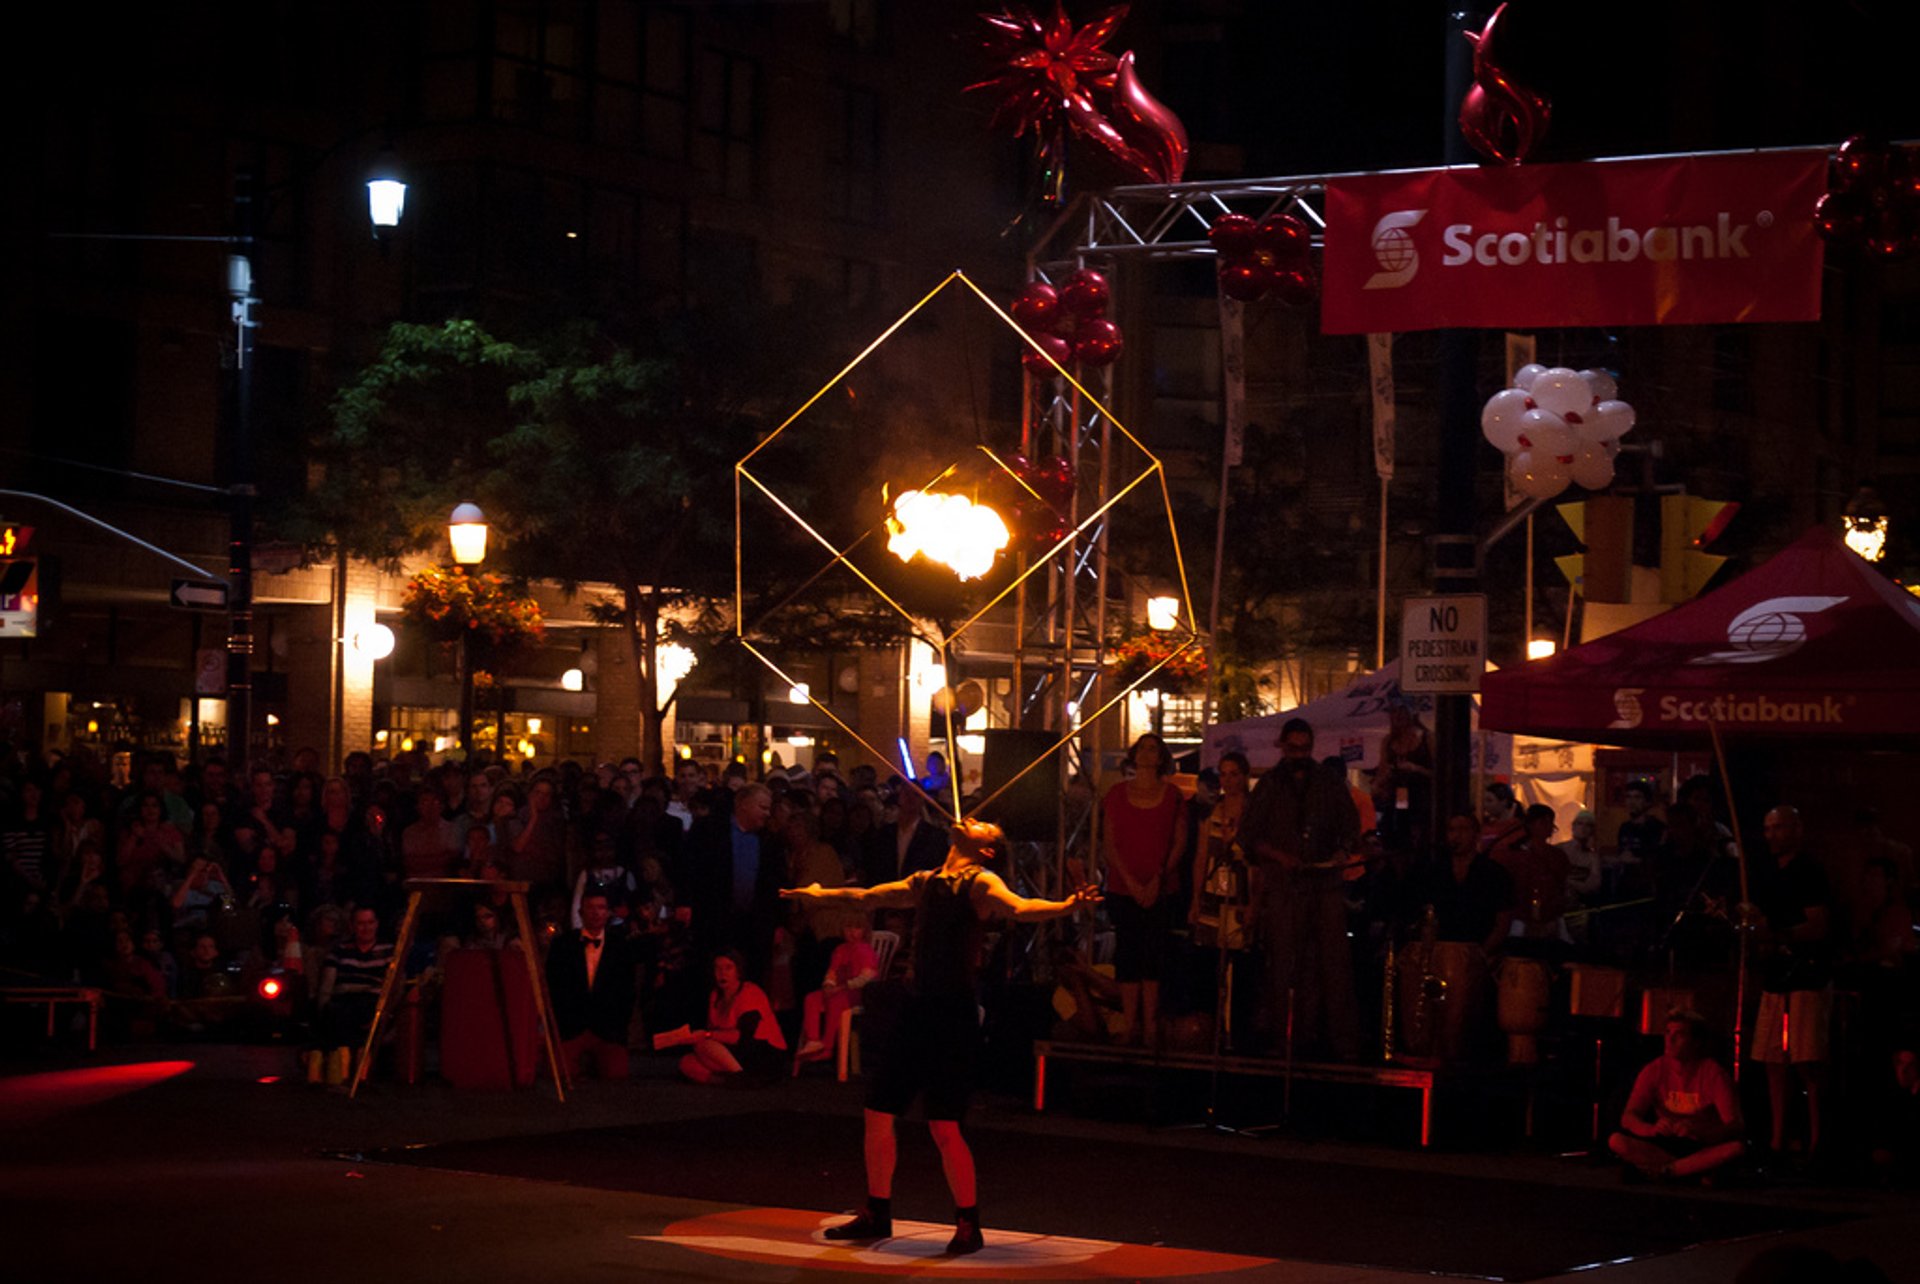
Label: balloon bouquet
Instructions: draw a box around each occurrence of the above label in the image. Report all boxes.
[1481,365,1635,500]
[1009,268,1124,373]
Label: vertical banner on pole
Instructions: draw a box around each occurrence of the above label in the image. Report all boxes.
[1368,333,1395,669]
[1501,333,1536,511]
[1219,297,1246,467]
[1367,333,1396,481]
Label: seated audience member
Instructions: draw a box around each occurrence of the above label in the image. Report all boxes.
[401,786,460,881]
[665,949,787,1085]
[104,927,168,1008]
[570,834,637,930]
[1609,1010,1747,1183]
[1869,1047,1920,1183]
[170,855,234,936]
[1049,943,1126,1042]
[311,906,392,1085]
[176,932,229,1000]
[794,922,880,1066]
[466,900,511,951]
[546,891,637,1082]
[139,926,179,998]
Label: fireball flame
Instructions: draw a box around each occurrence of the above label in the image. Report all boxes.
[886,489,1010,582]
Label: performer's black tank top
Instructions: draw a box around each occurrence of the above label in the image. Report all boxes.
[911,867,987,998]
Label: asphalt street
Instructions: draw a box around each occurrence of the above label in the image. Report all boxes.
[1,1042,1911,1284]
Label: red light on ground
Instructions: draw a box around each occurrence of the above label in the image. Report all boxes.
[256,1075,282,1084]
[258,977,283,1000]
[0,1060,194,1122]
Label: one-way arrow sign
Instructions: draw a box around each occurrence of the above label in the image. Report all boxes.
[170,578,229,610]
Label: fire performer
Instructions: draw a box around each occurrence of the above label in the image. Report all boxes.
[782,816,1100,1255]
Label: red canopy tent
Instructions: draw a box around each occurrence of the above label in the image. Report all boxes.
[1481,527,1920,749]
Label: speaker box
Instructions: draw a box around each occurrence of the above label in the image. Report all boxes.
[976,728,1060,841]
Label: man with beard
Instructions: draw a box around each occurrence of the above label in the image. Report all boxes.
[1241,718,1361,1060]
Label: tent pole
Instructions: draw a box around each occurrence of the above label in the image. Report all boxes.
[1524,513,1534,658]
[1706,719,1752,1083]
[1377,475,1389,670]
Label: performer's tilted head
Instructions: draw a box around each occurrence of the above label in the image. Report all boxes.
[948,817,1004,865]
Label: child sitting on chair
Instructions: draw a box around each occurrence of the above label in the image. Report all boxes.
[794,923,880,1066]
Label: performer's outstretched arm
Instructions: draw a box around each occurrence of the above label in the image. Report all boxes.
[973,870,1102,922]
[781,876,920,910]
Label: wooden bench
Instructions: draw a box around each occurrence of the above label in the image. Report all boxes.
[1032,1039,1445,1146]
[2,986,104,1050]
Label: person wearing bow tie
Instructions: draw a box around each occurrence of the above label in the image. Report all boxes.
[546,890,638,1081]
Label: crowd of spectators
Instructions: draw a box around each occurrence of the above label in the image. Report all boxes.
[4,722,1916,1182]
[0,741,954,1084]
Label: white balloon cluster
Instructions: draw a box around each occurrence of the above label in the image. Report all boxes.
[1481,364,1636,501]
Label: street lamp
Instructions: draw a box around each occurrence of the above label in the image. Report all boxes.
[449,502,489,565]
[1842,486,1889,563]
[448,503,489,754]
[365,149,408,239]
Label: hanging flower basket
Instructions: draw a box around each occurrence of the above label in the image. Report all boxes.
[401,566,546,655]
[1106,635,1207,691]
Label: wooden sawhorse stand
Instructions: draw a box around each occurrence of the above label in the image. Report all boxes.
[349,877,571,1101]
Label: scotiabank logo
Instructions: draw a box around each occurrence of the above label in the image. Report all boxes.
[1363,209,1427,289]
[1439,211,1766,269]
[1658,693,1848,726]
[1611,686,1852,729]
[1691,596,1846,665]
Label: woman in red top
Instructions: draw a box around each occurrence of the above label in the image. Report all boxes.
[679,949,788,1085]
[1101,734,1187,1045]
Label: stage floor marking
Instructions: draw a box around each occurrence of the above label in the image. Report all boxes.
[640,1206,1276,1278]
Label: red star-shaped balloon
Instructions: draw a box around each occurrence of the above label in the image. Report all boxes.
[967,3,1126,138]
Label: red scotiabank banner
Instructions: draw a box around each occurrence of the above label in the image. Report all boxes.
[1321,150,1829,335]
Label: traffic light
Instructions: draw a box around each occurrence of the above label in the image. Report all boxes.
[1555,494,1737,607]
[1658,495,1739,604]
[0,523,38,639]
[1554,496,1634,603]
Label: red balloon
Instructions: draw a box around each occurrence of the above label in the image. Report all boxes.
[1021,332,1073,373]
[1814,190,1867,245]
[1073,317,1124,367]
[1256,214,1313,262]
[1010,282,1062,332]
[1208,212,1258,259]
[1039,456,1075,507]
[1060,269,1111,318]
[1832,135,1889,190]
[1865,203,1913,259]
[1457,3,1551,165]
[1270,268,1317,307]
[1106,51,1189,184]
[1217,260,1269,302]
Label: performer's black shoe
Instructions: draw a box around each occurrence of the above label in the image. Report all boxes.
[824,1208,892,1241]
[945,1222,984,1255]
[945,1208,984,1256]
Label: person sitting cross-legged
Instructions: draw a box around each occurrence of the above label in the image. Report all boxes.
[1609,1009,1747,1183]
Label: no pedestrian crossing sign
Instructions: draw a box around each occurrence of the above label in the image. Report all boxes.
[1400,595,1487,693]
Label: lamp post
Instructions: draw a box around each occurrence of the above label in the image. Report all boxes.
[227,161,408,772]
[449,503,488,754]
[51,149,406,769]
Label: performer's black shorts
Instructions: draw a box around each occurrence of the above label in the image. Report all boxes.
[863,990,979,1122]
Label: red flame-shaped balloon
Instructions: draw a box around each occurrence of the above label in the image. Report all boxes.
[1457,3,1550,166]
[968,4,1188,192]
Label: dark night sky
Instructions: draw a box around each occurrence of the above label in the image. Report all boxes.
[1209,0,1916,176]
